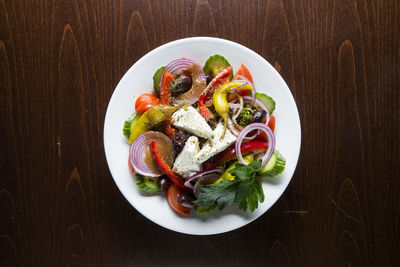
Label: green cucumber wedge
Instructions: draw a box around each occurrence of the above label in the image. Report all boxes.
[258,150,286,177]
[256,93,275,114]
[123,113,141,139]
[153,66,166,96]
[203,54,233,79]
[135,174,161,193]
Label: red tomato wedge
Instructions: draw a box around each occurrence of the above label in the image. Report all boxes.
[167,184,191,216]
[234,64,253,96]
[135,93,160,114]
[267,115,276,131]
[256,115,276,141]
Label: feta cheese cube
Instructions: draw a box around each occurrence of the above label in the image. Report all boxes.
[171,106,214,139]
[196,121,237,164]
[172,136,202,178]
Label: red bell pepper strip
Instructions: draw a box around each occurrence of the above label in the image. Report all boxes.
[150,141,188,192]
[198,66,233,120]
[164,117,176,138]
[203,140,268,169]
[160,71,174,105]
[198,94,215,120]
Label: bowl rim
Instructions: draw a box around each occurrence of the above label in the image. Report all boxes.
[103,36,301,235]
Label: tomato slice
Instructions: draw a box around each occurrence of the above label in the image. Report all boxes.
[135,93,160,114]
[234,64,253,83]
[234,64,253,96]
[267,115,275,131]
[167,184,191,216]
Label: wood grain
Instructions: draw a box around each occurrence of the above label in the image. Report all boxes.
[1,0,399,266]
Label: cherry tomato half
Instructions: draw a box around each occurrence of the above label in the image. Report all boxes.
[167,184,191,216]
[135,93,160,114]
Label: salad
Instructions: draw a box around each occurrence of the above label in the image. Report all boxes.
[123,55,286,216]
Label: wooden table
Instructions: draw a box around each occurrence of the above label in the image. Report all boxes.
[1,0,399,266]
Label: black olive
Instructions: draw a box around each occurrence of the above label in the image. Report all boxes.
[171,75,192,96]
[205,73,212,84]
[178,193,195,208]
[172,130,190,157]
[250,110,267,123]
[157,176,171,191]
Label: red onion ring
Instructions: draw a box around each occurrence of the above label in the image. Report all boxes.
[129,131,173,177]
[231,92,244,120]
[184,168,224,189]
[193,174,221,198]
[229,103,241,109]
[227,118,240,136]
[235,123,275,166]
[229,80,249,91]
[158,58,196,88]
[244,129,260,140]
[158,58,207,105]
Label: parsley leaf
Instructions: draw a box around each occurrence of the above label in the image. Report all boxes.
[194,160,265,213]
[195,180,238,210]
[234,176,264,212]
[230,160,264,212]
[229,160,262,181]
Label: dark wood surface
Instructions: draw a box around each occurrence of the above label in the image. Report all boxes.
[1,0,399,266]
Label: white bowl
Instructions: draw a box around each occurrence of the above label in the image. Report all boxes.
[104,37,301,235]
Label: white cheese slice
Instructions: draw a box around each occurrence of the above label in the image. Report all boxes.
[196,121,237,164]
[172,136,202,178]
[171,106,214,139]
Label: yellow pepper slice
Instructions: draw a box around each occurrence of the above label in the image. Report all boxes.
[212,81,253,137]
[128,103,184,144]
[214,154,254,184]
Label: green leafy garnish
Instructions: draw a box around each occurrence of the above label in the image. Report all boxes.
[194,160,264,213]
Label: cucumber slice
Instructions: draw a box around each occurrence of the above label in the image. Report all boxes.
[258,150,286,177]
[123,113,141,139]
[203,54,233,79]
[256,93,276,114]
[153,66,166,96]
[135,174,161,193]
